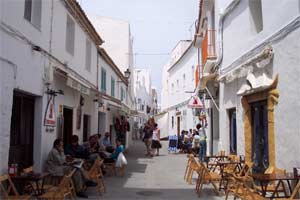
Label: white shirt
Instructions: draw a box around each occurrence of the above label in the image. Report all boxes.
[152,129,159,141]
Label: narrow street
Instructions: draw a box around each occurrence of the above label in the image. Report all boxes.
[84,141,225,200]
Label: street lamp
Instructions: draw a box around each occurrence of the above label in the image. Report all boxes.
[124,68,131,80]
[117,69,131,83]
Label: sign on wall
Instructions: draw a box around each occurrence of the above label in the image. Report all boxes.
[44,96,56,127]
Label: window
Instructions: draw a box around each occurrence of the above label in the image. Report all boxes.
[66,15,75,55]
[85,39,91,72]
[121,87,125,101]
[171,116,174,128]
[111,77,115,97]
[183,74,186,88]
[24,0,42,29]
[249,0,263,33]
[101,68,106,92]
[171,83,174,92]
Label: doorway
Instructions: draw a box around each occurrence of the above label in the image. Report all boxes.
[177,116,181,137]
[9,91,35,169]
[63,107,73,146]
[98,112,106,134]
[229,109,237,154]
[251,100,269,173]
[83,114,90,142]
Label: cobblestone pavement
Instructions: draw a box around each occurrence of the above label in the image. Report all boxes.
[82,140,232,199]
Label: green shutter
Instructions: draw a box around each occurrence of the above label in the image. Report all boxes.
[101,68,106,92]
[111,77,115,97]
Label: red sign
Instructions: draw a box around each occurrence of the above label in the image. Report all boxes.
[44,96,56,126]
[188,95,203,109]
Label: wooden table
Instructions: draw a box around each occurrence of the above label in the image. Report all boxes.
[216,160,243,191]
[252,172,300,198]
[12,172,50,196]
[204,155,228,171]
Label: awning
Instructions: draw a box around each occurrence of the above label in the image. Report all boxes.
[67,74,91,96]
[54,66,92,96]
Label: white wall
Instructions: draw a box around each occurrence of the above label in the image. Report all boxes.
[51,1,98,86]
[221,0,300,73]
[167,46,197,107]
[219,0,300,169]
[89,15,130,74]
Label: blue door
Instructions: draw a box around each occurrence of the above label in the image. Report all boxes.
[229,109,237,154]
[251,100,269,173]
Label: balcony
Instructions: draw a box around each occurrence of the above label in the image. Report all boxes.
[202,29,216,66]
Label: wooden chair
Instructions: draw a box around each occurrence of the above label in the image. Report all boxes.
[184,154,195,182]
[38,169,76,200]
[0,174,31,200]
[225,162,254,200]
[196,161,221,196]
[235,176,266,200]
[88,159,106,195]
[185,155,200,184]
[184,154,194,181]
[278,180,300,200]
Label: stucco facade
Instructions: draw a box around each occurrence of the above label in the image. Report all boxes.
[0,0,131,174]
[217,0,300,170]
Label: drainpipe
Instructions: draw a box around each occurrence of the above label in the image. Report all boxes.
[214,0,241,71]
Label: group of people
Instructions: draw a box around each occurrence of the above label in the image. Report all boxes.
[141,118,162,157]
[45,132,124,198]
[179,123,207,161]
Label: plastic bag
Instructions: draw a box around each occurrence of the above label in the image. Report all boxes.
[115,152,127,167]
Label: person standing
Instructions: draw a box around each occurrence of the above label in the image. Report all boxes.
[151,123,161,156]
[143,122,153,156]
[197,123,207,162]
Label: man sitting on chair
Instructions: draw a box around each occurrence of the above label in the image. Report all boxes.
[46,139,96,198]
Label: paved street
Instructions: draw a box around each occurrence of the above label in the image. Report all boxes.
[84,140,228,200]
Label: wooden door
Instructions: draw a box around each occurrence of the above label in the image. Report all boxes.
[63,107,73,146]
[251,100,269,173]
[229,109,237,154]
[177,116,181,137]
[83,114,90,142]
[9,91,35,169]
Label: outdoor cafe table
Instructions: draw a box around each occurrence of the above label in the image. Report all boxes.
[204,155,228,171]
[216,160,243,191]
[251,172,300,198]
[11,172,50,196]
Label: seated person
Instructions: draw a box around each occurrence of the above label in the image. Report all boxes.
[101,132,114,153]
[65,135,89,159]
[104,138,124,163]
[83,135,101,161]
[192,133,200,154]
[45,139,97,198]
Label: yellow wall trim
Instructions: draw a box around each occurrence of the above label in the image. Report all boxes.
[241,74,279,169]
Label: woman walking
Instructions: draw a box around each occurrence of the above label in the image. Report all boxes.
[151,123,162,156]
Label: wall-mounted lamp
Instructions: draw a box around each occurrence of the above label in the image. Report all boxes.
[45,88,64,96]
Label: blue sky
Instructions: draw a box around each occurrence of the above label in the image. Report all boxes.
[80,0,199,102]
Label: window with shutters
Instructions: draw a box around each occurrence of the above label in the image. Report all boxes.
[111,77,115,97]
[24,0,42,29]
[85,39,91,72]
[101,68,106,92]
[66,15,75,56]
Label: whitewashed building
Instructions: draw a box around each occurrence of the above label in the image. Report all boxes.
[159,40,203,140]
[97,48,131,148]
[88,15,135,113]
[195,0,300,172]
[0,0,104,173]
[133,69,153,127]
